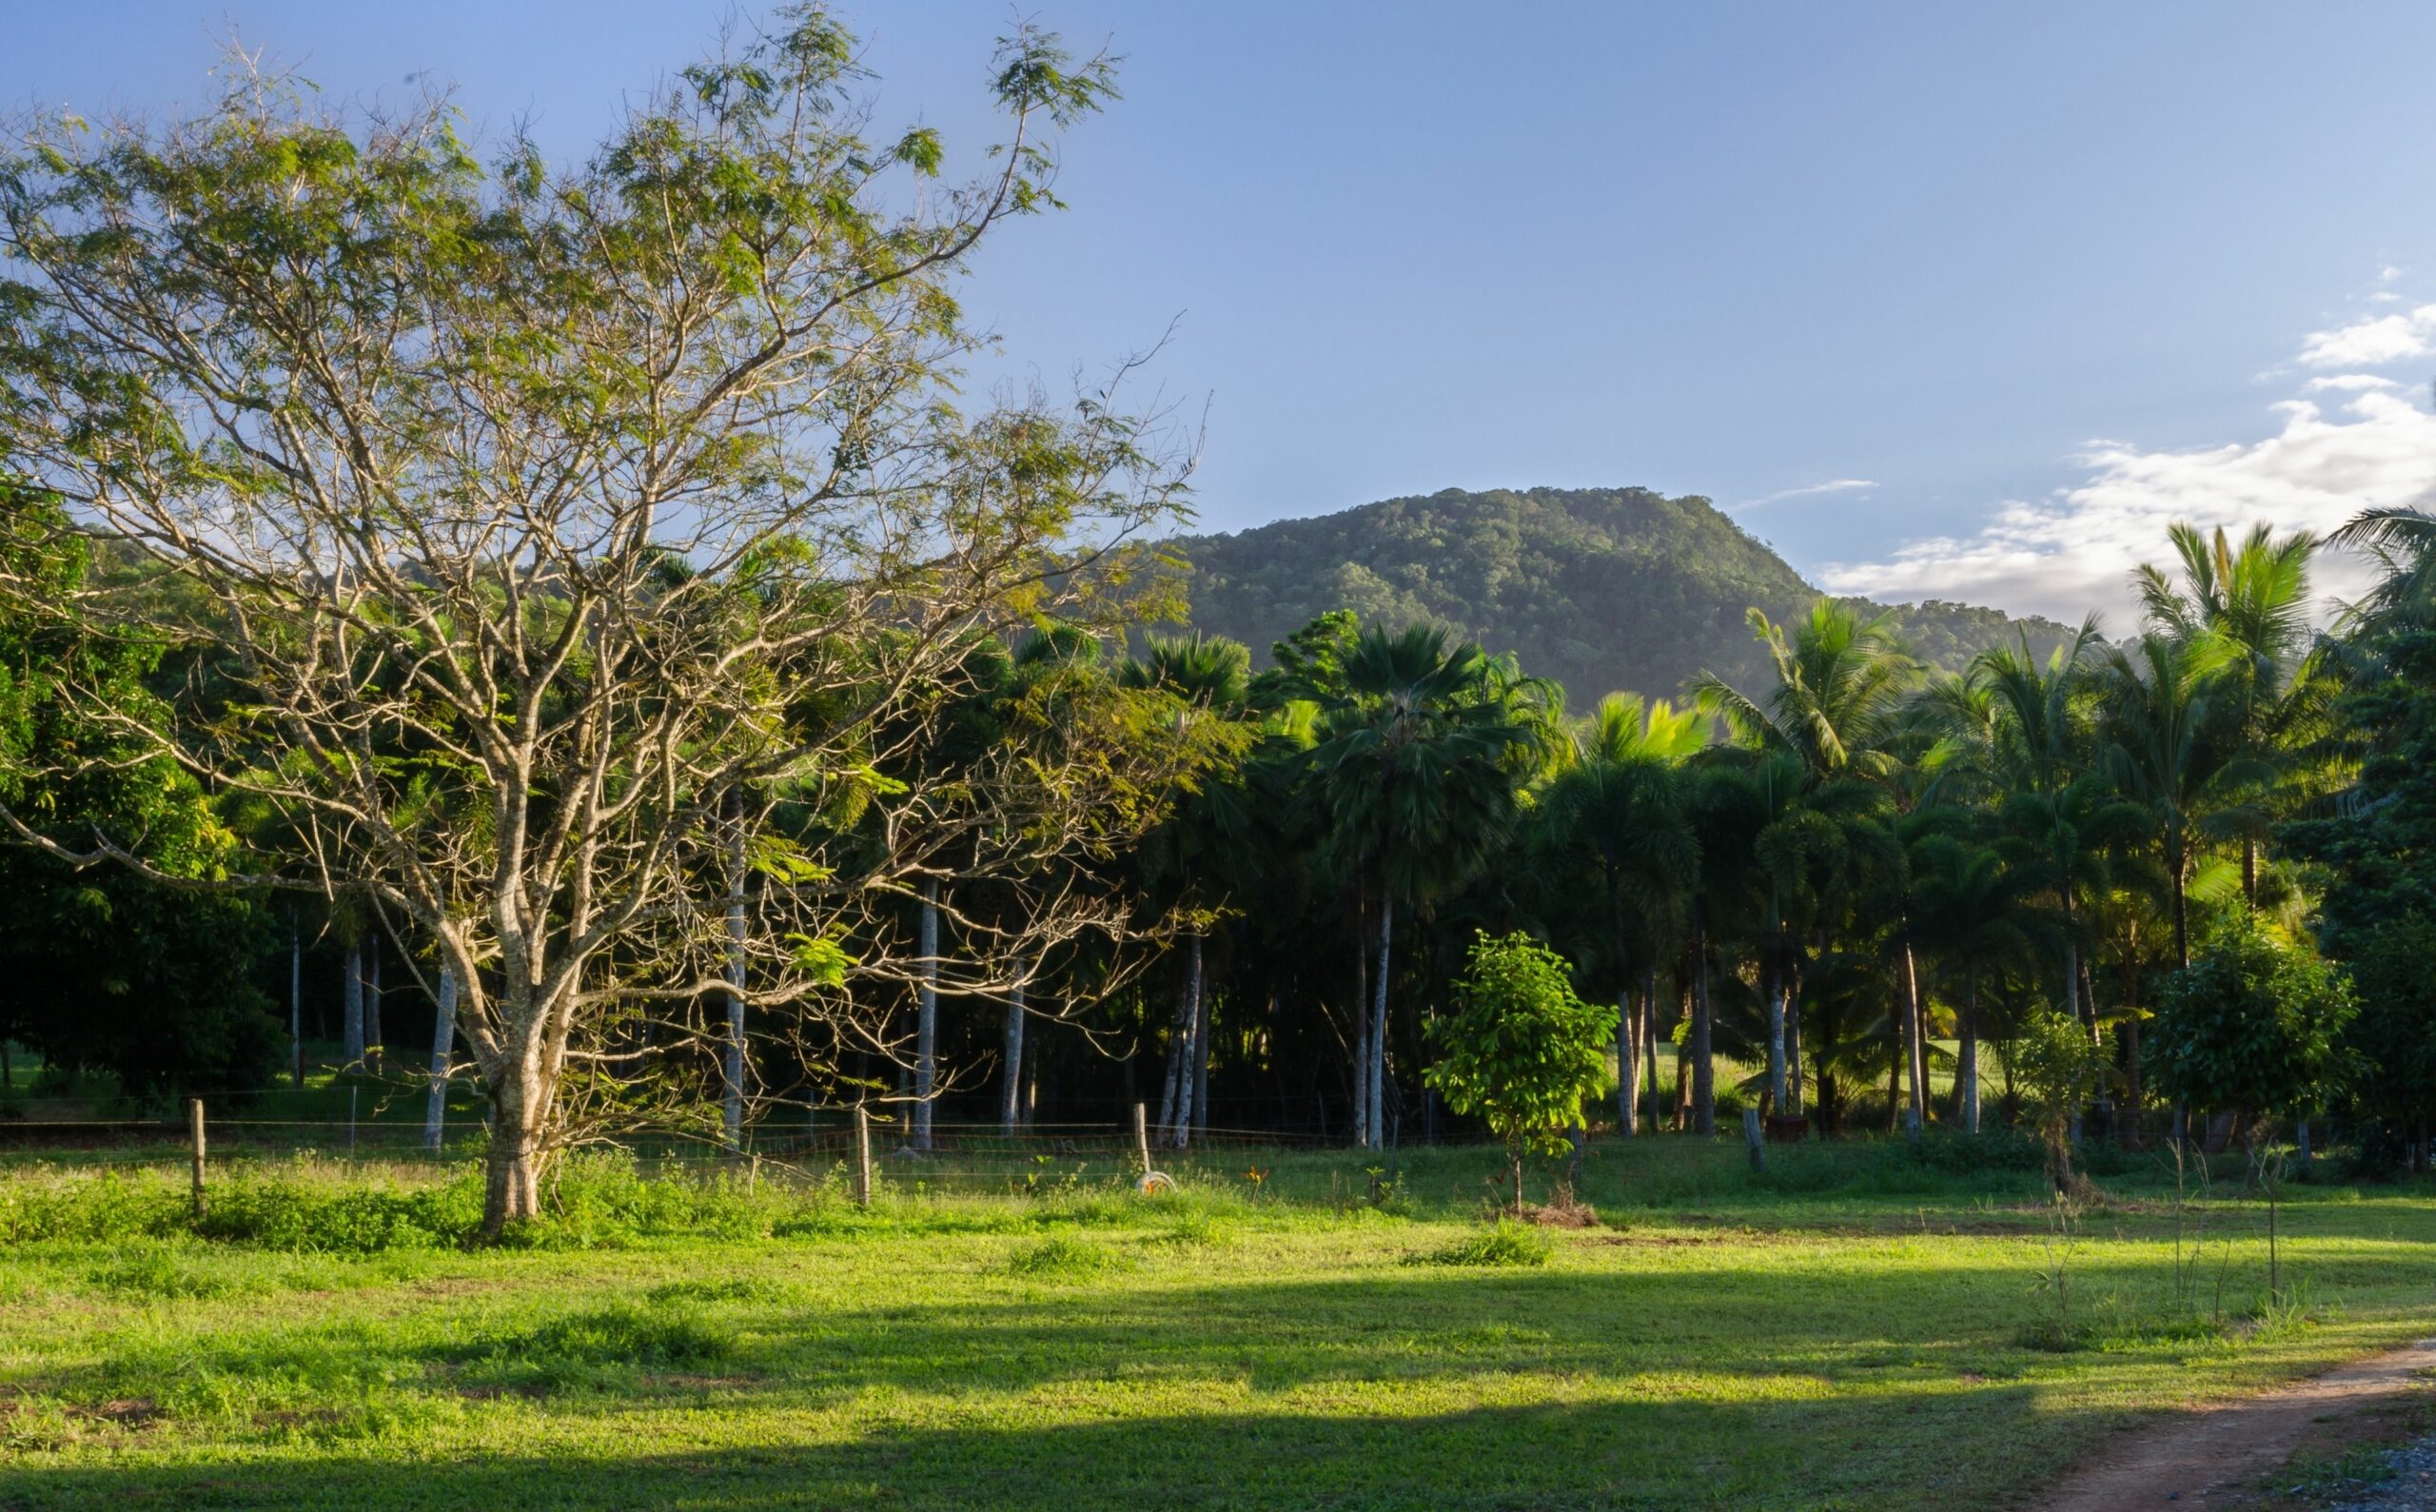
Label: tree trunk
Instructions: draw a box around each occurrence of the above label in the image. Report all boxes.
[481,1065,545,1237]
[1172,935,1204,1150]
[914,880,938,1151]
[1958,963,1980,1135]
[2061,884,2083,1026]
[1193,955,1211,1140]
[1763,902,1788,1116]
[2171,861,2190,972]
[1784,949,1804,1119]
[2242,835,2259,910]
[723,812,747,1149]
[1000,977,1026,1134]
[1616,990,1638,1139]
[424,964,458,1152]
[1691,909,1716,1137]
[1350,902,1370,1149]
[364,932,383,1075]
[342,936,365,1070]
[1368,896,1393,1150]
[1641,967,1661,1134]
[1158,961,1188,1137]
[289,915,304,1089]
[1900,944,1926,1140]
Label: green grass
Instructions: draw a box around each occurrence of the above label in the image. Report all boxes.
[1,1139,2432,1509]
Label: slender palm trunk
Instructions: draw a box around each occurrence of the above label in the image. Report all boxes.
[2242,836,2259,910]
[1350,903,1369,1149]
[1691,906,1716,1137]
[1642,967,1661,1133]
[1763,899,1788,1115]
[723,815,747,1149]
[2171,859,2191,972]
[1159,961,1188,1136]
[288,913,304,1089]
[914,881,938,1151]
[1783,935,1804,1119]
[342,936,365,1070]
[1959,962,1980,1134]
[363,933,383,1075]
[1369,896,1393,1149]
[425,964,458,1151]
[1193,961,1212,1139]
[1616,989,1638,1139]
[1173,935,1204,1149]
[1000,976,1026,1134]
[1901,943,1926,1140]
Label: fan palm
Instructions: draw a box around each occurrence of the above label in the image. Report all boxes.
[1533,694,1703,1137]
[1306,623,1558,1149]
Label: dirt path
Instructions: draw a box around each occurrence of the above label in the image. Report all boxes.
[2034,1338,2436,1510]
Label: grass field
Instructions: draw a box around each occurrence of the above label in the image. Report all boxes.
[1,1137,2431,1510]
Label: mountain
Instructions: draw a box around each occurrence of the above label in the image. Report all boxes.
[1170,485,2081,701]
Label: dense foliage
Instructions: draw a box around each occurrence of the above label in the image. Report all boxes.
[1174,485,2082,698]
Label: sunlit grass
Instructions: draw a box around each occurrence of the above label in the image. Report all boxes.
[0,1141,2429,1509]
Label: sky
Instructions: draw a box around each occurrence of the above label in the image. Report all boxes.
[11,2,2436,625]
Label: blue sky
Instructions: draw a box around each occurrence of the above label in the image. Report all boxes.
[13,2,2436,622]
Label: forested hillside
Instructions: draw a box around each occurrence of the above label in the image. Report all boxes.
[1173,485,2080,696]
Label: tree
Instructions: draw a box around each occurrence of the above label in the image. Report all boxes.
[1531,694,1700,1139]
[2135,523,2327,904]
[0,16,1189,1232]
[2333,917,2436,1172]
[2013,1006,2107,1192]
[1424,931,1610,1212]
[2095,633,2244,971]
[1306,623,1557,1149]
[1904,835,2033,1132]
[0,486,281,1102]
[1120,632,1256,1148]
[2150,917,2354,1146]
[1697,604,1917,1123]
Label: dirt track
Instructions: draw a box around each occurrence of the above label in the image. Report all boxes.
[2034,1338,2436,1509]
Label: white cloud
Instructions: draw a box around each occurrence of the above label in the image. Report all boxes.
[1736,477,1876,510]
[2303,373,2398,392]
[1819,388,2436,623]
[2297,303,2436,367]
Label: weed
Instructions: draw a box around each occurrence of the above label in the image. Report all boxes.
[644,1275,797,1307]
[1003,1234,1133,1279]
[1413,1219,1553,1267]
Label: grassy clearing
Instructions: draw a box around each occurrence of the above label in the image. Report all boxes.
[0,1139,2432,1509]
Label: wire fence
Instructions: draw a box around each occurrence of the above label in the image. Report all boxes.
[0,1101,1396,1203]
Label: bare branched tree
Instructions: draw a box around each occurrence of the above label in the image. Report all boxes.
[0,10,1198,1231]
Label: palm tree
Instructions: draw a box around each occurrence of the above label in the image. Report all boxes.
[1120,632,1256,1149]
[1906,835,2035,1132]
[1533,694,1702,1138]
[2135,523,2325,902]
[2094,631,2243,971]
[1306,623,1557,1149]
[1696,603,1918,1121]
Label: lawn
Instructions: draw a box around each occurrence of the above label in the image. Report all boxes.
[1,1138,2431,1510]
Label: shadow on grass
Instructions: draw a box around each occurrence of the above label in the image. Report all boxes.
[0,1384,2060,1511]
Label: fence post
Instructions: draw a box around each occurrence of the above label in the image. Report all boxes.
[853,1105,874,1208]
[348,1085,359,1160]
[1133,1102,1151,1176]
[188,1097,207,1219]
[1742,1107,1764,1174]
